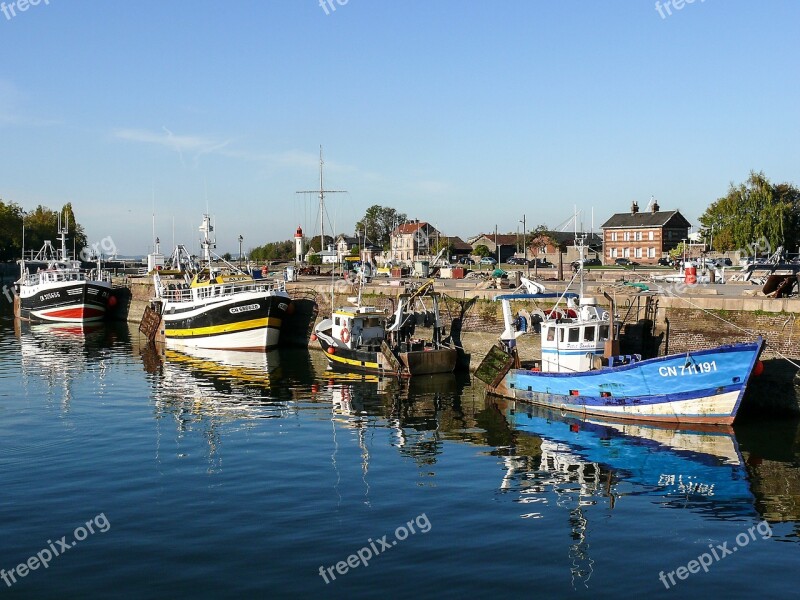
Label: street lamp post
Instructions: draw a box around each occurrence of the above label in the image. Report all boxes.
[238,235,243,269]
[520,214,527,277]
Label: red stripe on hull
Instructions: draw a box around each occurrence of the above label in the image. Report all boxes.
[41,306,106,320]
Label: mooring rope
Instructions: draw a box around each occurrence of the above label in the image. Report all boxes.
[657,287,800,370]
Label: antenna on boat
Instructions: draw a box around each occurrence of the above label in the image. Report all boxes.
[296,146,347,257]
[57,210,69,262]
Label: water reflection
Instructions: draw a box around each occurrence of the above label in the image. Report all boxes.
[140,343,315,471]
[142,344,315,418]
[736,418,800,534]
[324,372,475,468]
[483,397,762,588]
[15,319,126,410]
[487,397,755,515]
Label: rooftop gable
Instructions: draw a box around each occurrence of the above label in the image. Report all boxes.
[600,210,691,229]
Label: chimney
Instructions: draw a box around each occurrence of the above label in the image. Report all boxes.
[651,200,660,213]
[631,201,639,214]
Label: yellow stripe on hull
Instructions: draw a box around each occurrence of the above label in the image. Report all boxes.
[165,317,282,338]
[326,351,381,370]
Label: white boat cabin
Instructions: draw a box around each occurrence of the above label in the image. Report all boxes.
[540,297,612,373]
[331,306,388,350]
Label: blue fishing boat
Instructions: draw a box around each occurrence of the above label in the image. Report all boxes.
[476,240,765,425]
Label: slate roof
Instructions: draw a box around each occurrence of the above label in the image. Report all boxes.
[449,236,473,251]
[472,234,518,246]
[600,210,691,229]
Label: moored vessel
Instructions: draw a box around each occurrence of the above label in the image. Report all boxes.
[14,215,114,323]
[313,279,457,376]
[149,215,292,351]
[476,238,765,425]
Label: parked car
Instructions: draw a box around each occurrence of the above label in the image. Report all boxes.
[532,258,553,268]
[506,257,528,265]
[657,257,673,266]
[479,257,497,265]
[571,258,601,268]
[458,257,475,265]
[614,258,639,267]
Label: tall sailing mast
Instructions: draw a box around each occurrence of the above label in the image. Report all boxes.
[296,146,347,257]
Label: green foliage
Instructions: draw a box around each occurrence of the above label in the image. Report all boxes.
[0,200,24,261]
[431,238,454,257]
[250,240,294,262]
[669,241,687,260]
[308,253,322,266]
[0,200,88,261]
[473,244,490,257]
[305,235,333,253]
[355,205,407,250]
[699,171,800,253]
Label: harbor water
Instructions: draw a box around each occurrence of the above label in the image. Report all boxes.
[1,302,798,599]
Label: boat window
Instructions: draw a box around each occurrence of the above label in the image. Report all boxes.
[334,317,340,326]
[583,326,596,342]
[568,328,579,342]
[599,324,609,340]
[546,327,555,342]
[559,328,565,343]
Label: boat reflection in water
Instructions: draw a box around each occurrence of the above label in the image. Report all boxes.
[486,396,756,588]
[16,320,123,409]
[152,346,292,420]
[143,345,316,470]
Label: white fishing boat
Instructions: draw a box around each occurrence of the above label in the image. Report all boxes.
[14,214,114,323]
[149,215,292,351]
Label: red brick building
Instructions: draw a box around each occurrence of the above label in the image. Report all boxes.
[600,201,691,265]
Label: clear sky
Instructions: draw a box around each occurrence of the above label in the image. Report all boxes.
[1,0,798,255]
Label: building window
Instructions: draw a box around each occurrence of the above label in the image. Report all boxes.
[623,232,630,241]
[648,231,654,241]
[648,247,656,258]
[635,247,642,258]
[635,232,642,241]
[611,232,618,242]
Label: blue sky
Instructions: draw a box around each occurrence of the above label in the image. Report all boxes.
[1,0,798,255]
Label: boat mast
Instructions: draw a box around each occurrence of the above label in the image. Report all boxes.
[296,146,347,259]
[199,214,215,267]
[58,211,69,262]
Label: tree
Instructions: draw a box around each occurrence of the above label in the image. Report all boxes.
[0,200,24,261]
[354,205,407,250]
[669,241,687,261]
[699,171,800,254]
[431,238,454,258]
[305,235,334,253]
[473,244,490,258]
[250,240,294,263]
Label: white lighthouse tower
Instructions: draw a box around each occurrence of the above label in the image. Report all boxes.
[294,225,305,263]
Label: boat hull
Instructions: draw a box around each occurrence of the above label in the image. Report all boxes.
[486,339,764,425]
[17,280,112,323]
[161,292,289,352]
[316,335,457,377]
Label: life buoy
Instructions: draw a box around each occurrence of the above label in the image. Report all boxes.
[340,327,350,343]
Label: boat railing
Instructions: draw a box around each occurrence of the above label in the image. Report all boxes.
[21,268,112,286]
[160,278,286,303]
